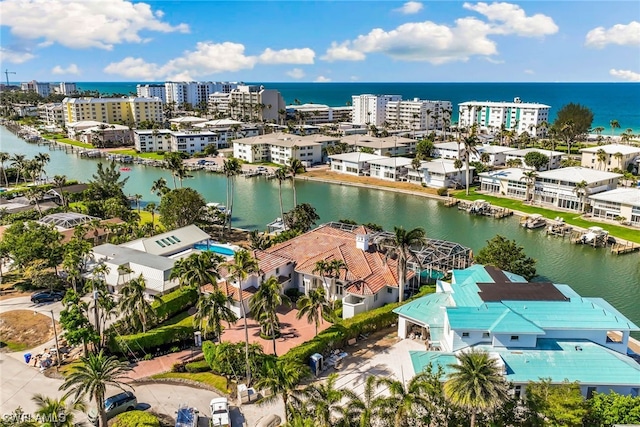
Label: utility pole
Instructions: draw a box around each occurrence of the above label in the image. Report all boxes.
[4,69,17,87]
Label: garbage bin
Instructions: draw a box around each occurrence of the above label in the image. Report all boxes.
[24,353,32,364]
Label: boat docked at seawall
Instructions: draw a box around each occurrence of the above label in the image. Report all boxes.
[520,214,546,229]
[206,202,230,215]
[582,226,609,244]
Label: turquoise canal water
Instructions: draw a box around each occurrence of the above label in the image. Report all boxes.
[2,126,640,336]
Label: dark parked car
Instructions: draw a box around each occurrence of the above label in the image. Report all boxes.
[88,391,137,425]
[30,290,65,303]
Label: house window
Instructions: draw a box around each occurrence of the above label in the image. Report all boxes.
[374,294,378,302]
[462,332,470,338]
[387,288,393,294]
[587,387,597,399]
[275,268,280,274]
[336,284,343,295]
[510,335,519,341]
[483,332,490,338]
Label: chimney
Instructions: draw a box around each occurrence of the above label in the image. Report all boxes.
[356,234,369,251]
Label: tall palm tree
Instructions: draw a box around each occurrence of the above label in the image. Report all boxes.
[250,276,290,355]
[573,180,589,213]
[444,349,509,427]
[521,170,538,203]
[59,350,132,427]
[595,149,607,171]
[35,152,51,179]
[118,274,160,333]
[289,158,306,207]
[0,151,10,187]
[132,194,142,213]
[461,134,480,196]
[10,153,26,186]
[223,249,259,384]
[299,373,345,427]
[143,202,157,226]
[32,394,86,427]
[254,358,310,423]
[376,373,435,427]
[194,289,237,340]
[275,166,289,225]
[150,177,169,197]
[25,187,45,217]
[339,375,385,427]
[610,119,620,138]
[313,260,331,295]
[381,226,426,303]
[223,157,242,233]
[164,153,184,189]
[296,287,331,336]
[170,252,223,294]
[52,175,67,208]
[613,152,624,170]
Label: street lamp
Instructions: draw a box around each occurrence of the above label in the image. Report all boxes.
[34,309,60,369]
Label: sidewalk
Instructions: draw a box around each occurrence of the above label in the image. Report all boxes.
[125,349,203,381]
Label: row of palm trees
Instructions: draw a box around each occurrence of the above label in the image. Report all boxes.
[0,151,50,187]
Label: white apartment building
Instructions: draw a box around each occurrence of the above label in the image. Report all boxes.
[458,98,550,136]
[170,131,219,154]
[385,98,452,131]
[193,119,259,148]
[233,133,337,166]
[589,188,640,226]
[21,80,51,97]
[579,144,640,172]
[62,97,163,125]
[407,159,472,189]
[38,103,65,126]
[228,85,285,122]
[136,84,167,103]
[433,142,513,166]
[286,104,353,124]
[504,148,564,171]
[341,134,415,156]
[352,94,402,126]
[134,129,173,152]
[165,81,240,109]
[56,82,77,95]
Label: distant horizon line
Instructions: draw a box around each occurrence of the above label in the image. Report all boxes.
[8,80,639,85]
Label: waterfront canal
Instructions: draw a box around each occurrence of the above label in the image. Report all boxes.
[2,126,640,336]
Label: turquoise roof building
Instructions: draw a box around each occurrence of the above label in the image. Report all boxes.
[393,264,640,396]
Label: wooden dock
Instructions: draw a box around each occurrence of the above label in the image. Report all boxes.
[443,198,459,207]
[546,223,572,237]
[611,241,640,255]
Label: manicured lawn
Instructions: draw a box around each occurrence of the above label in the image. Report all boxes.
[453,189,640,243]
[137,209,162,228]
[151,371,229,393]
[56,138,94,149]
[108,149,165,160]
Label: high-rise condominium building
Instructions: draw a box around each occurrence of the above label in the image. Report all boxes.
[62,97,163,125]
[458,98,551,136]
[165,81,240,108]
[385,98,453,131]
[351,94,402,127]
[21,80,51,97]
[136,84,167,103]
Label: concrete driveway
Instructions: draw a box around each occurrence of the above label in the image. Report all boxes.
[0,295,65,317]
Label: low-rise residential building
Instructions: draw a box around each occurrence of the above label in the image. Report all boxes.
[233,133,338,166]
[286,103,353,124]
[433,142,512,166]
[396,264,640,397]
[169,116,209,129]
[66,121,132,146]
[169,130,219,154]
[504,148,564,170]
[193,119,259,147]
[368,157,413,181]
[341,134,415,156]
[407,159,472,189]
[458,98,550,137]
[579,144,640,172]
[134,129,173,152]
[329,152,386,175]
[589,187,640,226]
[62,97,163,125]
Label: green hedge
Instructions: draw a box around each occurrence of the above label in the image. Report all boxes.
[185,359,211,373]
[111,410,160,427]
[152,287,198,324]
[109,312,195,354]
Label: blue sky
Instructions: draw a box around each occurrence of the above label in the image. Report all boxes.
[0,0,639,83]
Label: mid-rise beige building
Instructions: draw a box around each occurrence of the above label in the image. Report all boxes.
[579,144,640,172]
[385,98,452,131]
[62,97,163,125]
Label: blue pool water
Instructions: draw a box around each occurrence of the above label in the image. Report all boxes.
[193,242,236,256]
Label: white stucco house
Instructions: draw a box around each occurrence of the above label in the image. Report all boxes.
[407,159,473,189]
[395,264,640,397]
[580,144,640,172]
[329,152,385,175]
[367,157,413,181]
[589,187,640,226]
[504,148,564,171]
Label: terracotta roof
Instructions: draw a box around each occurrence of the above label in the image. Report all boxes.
[201,282,257,302]
[266,224,410,295]
[253,249,292,274]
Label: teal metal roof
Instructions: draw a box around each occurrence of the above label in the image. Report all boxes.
[446,304,545,334]
[393,292,451,327]
[410,351,458,376]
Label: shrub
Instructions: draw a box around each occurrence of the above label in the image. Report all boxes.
[111,410,160,427]
[185,359,211,373]
[437,187,449,196]
[171,362,186,373]
[152,287,198,325]
[284,288,303,303]
[109,312,195,354]
[169,345,180,353]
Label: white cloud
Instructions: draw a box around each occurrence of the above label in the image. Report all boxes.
[350,75,360,81]
[1,0,189,50]
[286,68,305,79]
[52,64,80,75]
[258,48,315,64]
[315,76,332,82]
[395,1,423,15]
[485,57,505,64]
[321,41,366,62]
[0,47,35,64]
[106,42,257,80]
[463,2,558,37]
[609,69,640,82]
[585,21,640,49]
[524,69,535,74]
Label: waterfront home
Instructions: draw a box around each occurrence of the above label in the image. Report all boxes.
[37,211,123,245]
[134,129,172,152]
[328,152,386,175]
[66,121,132,147]
[233,133,339,166]
[433,142,512,166]
[395,264,640,397]
[89,225,210,297]
[458,99,551,137]
[340,134,415,156]
[504,148,564,170]
[367,157,413,181]
[579,144,640,172]
[479,167,622,211]
[589,187,640,226]
[407,159,472,189]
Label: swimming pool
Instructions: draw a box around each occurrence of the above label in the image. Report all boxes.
[193,242,236,256]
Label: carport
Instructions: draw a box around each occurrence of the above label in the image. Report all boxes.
[393,292,452,351]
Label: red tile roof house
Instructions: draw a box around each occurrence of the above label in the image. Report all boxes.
[203,223,414,319]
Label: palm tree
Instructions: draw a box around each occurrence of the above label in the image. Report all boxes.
[573,180,589,213]
[52,174,67,207]
[118,274,160,333]
[10,153,26,185]
[132,194,142,213]
[250,276,291,355]
[461,134,480,196]
[151,177,169,197]
[381,226,426,303]
[32,394,86,427]
[223,249,259,384]
[296,287,331,336]
[194,289,237,340]
[255,358,310,423]
[444,349,509,427]
[164,153,185,189]
[613,152,624,170]
[596,148,607,170]
[610,119,620,138]
[59,350,132,427]
[275,166,289,226]
[299,373,345,427]
[25,187,45,217]
[143,202,157,226]
[376,373,435,427]
[521,170,538,203]
[170,252,223,294]
[339,375,385,427]
[289,158,306,207]
[223,157,242,233]
[0,151,10,187]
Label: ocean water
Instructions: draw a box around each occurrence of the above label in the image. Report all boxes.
[75,82,640,133]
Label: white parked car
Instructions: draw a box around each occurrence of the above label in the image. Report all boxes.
[210,397,230,426]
